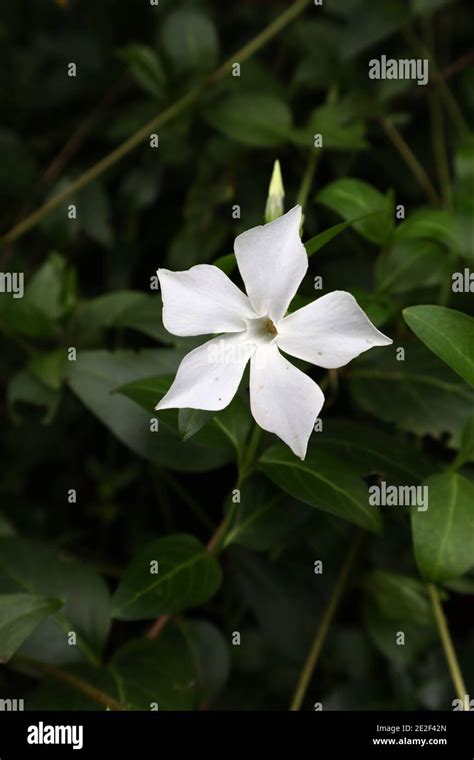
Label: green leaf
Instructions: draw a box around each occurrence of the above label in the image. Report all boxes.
[339,0,407,59]
[363,570,433,626]
[0,298,55,340]
[224,476,311,550]
[0,593,63,662]
[294,101,367,151]
[394,208,459,250]
[0,538,111,665]
[349,343,474,447]
[118,373,249,459]
[72,291,171,343]
[403,306,474,386]
[32,624,199,711]
[412,473,474,583]
[183,620,230,702]
[7,369,61,425]
[111,626,198,710]
[205,93,292,147]
[305,212,392,257]
[68,351,233,472]
[30,663,120,711]
[260,446,382,533]
[363,598,435,666]
[112,534,222,620]
[317,420,434,483]
[161,10,219,74]
[316,179,391,244]
[27,349,68,391]
[118,44,166,99]
[452,413,474,470]
[24,252,77,320]
[179,408,215,440]
[377,239,447,294]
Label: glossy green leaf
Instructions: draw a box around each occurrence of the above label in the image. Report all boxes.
[377,239,447,293]
[161,10,219,74]
[260,446,382,533]
[294,101,367,150]
[0,538,110,664]
[316,178,391,244]
[0,593,63,662]
[118,44,166,98]
[224,476,311,550]
[394,208,458,250]
[403,305,474,386]
[205,93,292,147]
[452,413,474,470]
[184,620,230,702]
[112,534,222,620]
[32,624,198,711]
[363,598,435,666]
[349,343,474,447]
[7,370,61,424]
[72,291,171,343]
[316,420,434,483]
[111,626,197,710]
[68,351,233,472]
[24,252,77,320]
[412,473,474,582]
[364,570,433,626]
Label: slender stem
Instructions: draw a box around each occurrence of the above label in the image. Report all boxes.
[1,0,313,245]
[290,529,363,711]
[428,583,468,706]
[406,29,470,139]
[147,423,262,639]
[11,655,127,711]
[423,16,452,209]
[296,151,319,210]
[429,90,452,208]
[378,116,441,207]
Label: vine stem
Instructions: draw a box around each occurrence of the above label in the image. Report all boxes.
[289,529,364,711]
[11,656,127,711]
[0,0,313,245]
[296,151,319,210]
[427,583,468,706]
[378,116,441,207]
[147,424,262,640]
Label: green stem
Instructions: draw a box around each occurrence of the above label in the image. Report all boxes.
[290,529,363,711]
[378,116,441,207]
[429,90,452,208]
[423,16,452,208]
[1,0,313,245]
[406,29,470,140]
[428,583,468,705]
[296,151,319,210]
[147,424,262,638]
[11,655,127,711]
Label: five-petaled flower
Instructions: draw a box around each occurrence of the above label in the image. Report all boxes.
[156,205,392,459]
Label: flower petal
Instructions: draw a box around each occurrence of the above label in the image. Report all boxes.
[158,264,255,337]
[249,344,324,459]
[234,205,308,322]
[277,290,392,369]
[156,333,256,412]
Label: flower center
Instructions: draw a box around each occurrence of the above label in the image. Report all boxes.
[244,315,278,345]
[265,318,278,335]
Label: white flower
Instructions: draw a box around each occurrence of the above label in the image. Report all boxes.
[155,205,392,459]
